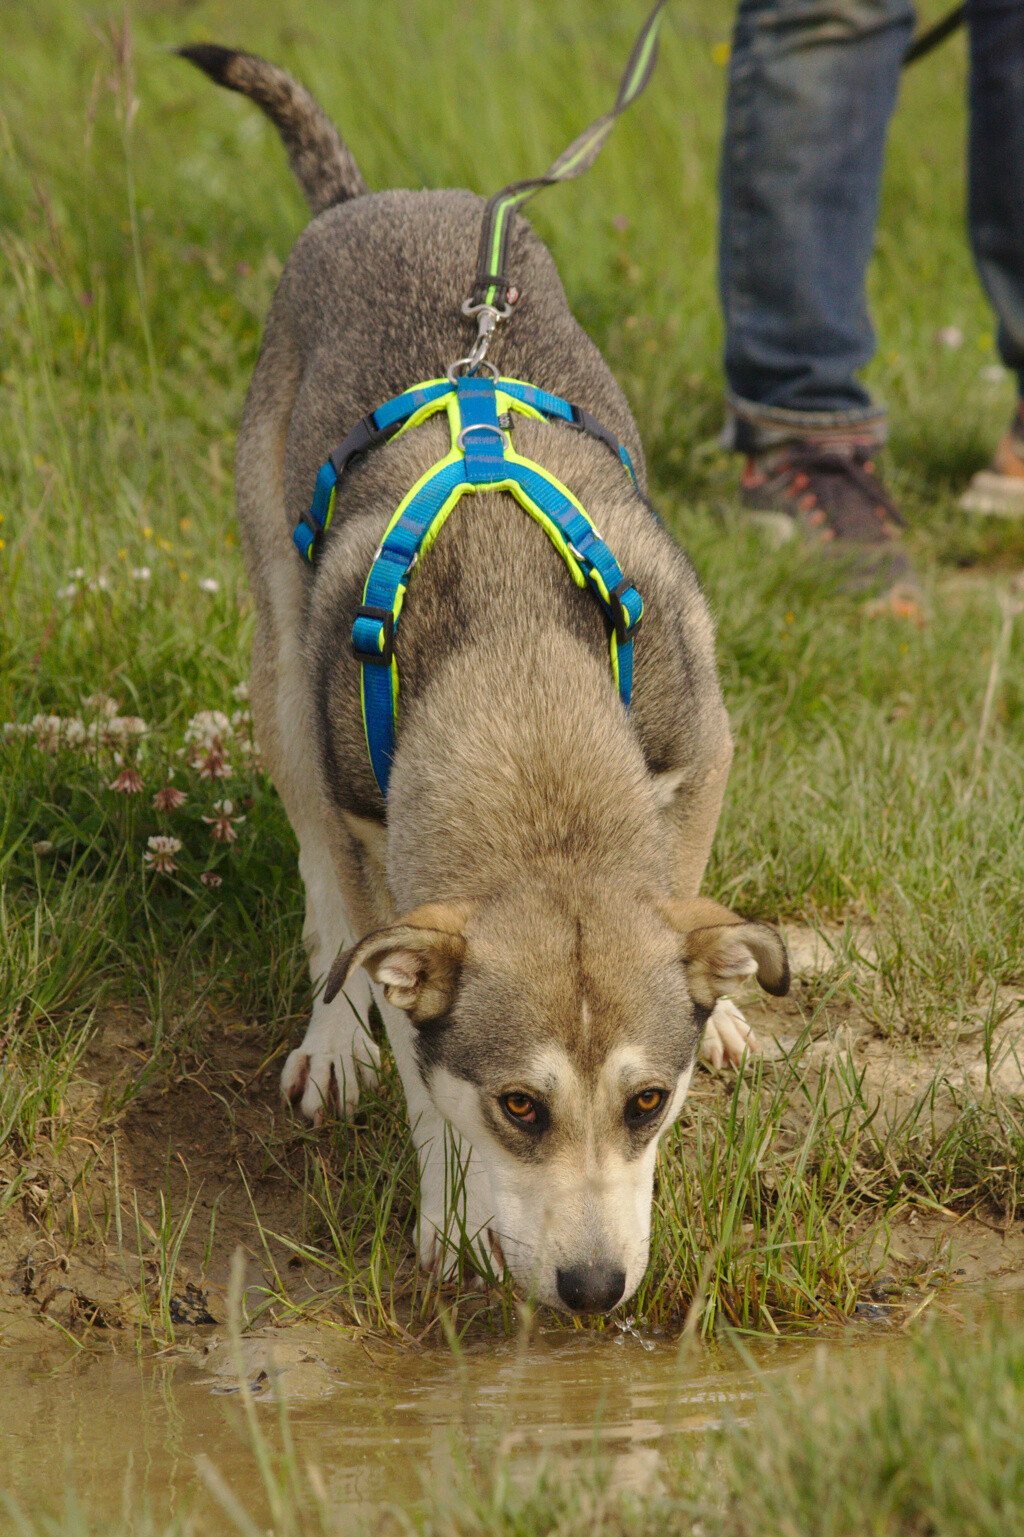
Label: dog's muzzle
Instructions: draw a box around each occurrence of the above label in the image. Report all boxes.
[556,1261,627,1313]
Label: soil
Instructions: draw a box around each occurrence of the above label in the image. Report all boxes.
[2,925,1023,1352]
[0,1006,332,1344]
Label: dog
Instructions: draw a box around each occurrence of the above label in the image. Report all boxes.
[179,41,790,1314]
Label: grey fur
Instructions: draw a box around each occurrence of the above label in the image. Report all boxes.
[183,46,789,1310]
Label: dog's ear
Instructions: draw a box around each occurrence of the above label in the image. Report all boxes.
[659,897,790,1007]
[323,902,473,1022]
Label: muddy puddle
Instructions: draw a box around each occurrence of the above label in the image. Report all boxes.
[2,1295,1003,1532]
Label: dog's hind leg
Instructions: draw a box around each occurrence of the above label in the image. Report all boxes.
[655,732,733,903]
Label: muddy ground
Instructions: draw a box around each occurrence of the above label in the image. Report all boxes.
[2,926,1023,1359]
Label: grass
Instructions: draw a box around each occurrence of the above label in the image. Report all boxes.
[423,1305,1024,1537]
[2,5,1024,1526]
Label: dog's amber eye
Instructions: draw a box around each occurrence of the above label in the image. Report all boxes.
[502,1092,538,1124]
[626,1088,666,1124]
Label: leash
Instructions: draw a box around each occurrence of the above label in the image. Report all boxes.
[457,0,668,374]
[904,4,966,66]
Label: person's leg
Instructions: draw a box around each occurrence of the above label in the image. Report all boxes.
[718,0,917,591]
[961,0,1024,514]
[720,0,915,450]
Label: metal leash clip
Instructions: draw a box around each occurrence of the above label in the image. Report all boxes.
[447,297,513,380]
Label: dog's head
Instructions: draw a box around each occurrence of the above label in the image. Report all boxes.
[326,886,788,1313]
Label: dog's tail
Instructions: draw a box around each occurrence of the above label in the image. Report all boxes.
[177,45,368,215]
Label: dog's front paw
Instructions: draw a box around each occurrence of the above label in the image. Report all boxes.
[281,1011,380,1123]
[700,997,759,1071]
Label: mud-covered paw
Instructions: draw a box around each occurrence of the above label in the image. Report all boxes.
[700,997,759,1071]
[280,1018,380,1123]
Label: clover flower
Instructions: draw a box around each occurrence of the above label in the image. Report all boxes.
[29,715,66,752]
[202,799,245,843]
[109,765,145,794]
[87,713,149,750]
[197,749,232,780]
[143,835,182,874]
[184,709,233,751]
[152,783,186,812]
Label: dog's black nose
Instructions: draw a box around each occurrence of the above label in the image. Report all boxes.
[556,1262,627,1313]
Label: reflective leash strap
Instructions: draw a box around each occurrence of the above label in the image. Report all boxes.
[349,376,643,798]
[458,0,668,367]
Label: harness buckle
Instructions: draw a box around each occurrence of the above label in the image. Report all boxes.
[329,412,389,480]
[569,402,622,461]
[352,605,395,667]
[294,507,324,562]
[608,577,642,646]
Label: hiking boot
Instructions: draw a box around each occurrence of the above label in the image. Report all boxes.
[960,404,1024,516]
[739,443,917,597]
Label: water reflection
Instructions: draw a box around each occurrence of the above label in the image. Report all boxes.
[3,1295,1003,1529]
[0,1315,798,1526]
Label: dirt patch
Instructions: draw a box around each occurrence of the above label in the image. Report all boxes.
[2,925,1023,1347]
[702,921,1024,1286]
[0,1007,354,1345]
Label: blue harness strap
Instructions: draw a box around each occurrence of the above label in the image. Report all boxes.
[497,380,639,489]
[292,380,453,561]
[296,375,645,798]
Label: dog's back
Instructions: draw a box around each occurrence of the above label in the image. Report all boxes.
[266,188,726,824]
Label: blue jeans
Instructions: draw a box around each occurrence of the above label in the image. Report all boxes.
[719,0,1024,452]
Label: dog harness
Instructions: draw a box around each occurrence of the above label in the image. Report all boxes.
[293,373,645,798]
